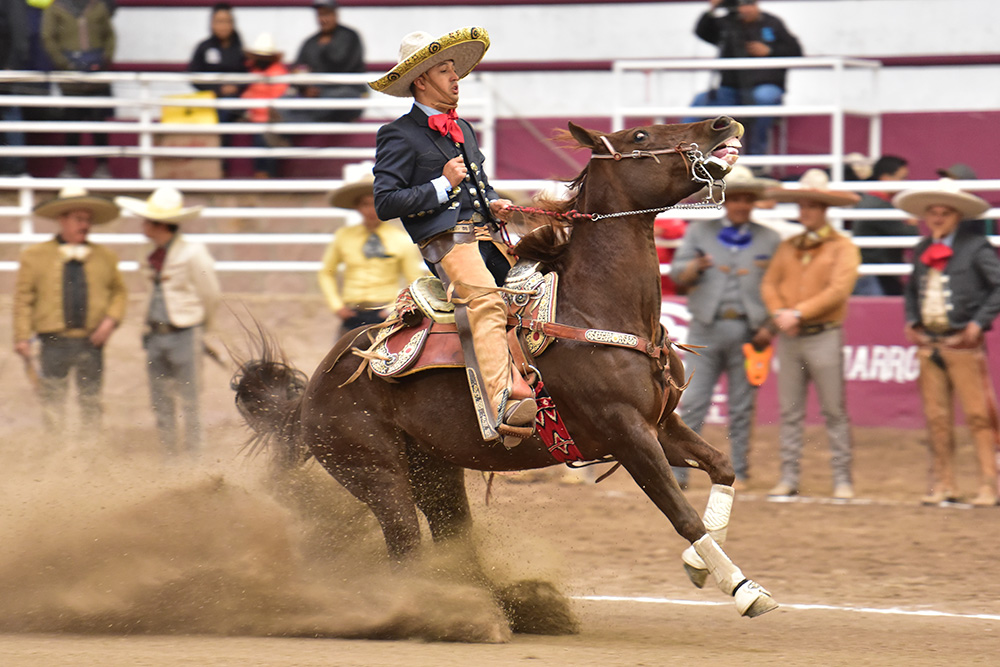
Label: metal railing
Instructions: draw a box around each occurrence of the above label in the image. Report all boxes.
[611,57,882,180]
[1,67,997,279]
[0,70,497,178]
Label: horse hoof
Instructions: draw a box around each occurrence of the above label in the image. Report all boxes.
[681,545,708,588]
[683,562,709,589]
[495,580,580,635]
[734,579,779,618]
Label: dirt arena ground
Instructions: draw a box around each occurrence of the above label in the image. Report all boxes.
[1,295,998,666]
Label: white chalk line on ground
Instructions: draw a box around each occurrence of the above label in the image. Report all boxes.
[576,595,1000,622]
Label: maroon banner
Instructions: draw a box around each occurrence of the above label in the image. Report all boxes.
[661,296,1000,429]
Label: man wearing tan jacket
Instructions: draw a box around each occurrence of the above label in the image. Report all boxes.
[117,187,221,457]
[13,187,126,435]
[761,169,860,499]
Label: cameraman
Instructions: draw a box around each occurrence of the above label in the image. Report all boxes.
[684,0,802,156]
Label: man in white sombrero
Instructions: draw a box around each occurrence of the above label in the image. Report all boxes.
[368,27,533,447]
[760,169,861,499]
[670,165,782,490]
[319,166,426,337]
[895,179,1000,506]
[116,187,221,457]
[14,187,127,436]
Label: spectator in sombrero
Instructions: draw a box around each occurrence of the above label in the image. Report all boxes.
[116,187,220,458]
[896,179,1000,507]
[319,168,426,337]
[13,187,126,437]
[761,169,860,499]
[671,165,781,490]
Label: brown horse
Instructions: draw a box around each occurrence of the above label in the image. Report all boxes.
[233,116,777,625]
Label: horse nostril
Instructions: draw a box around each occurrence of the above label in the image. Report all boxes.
[712,117,733,130]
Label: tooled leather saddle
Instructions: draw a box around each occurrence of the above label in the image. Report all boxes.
[363,261,557,379]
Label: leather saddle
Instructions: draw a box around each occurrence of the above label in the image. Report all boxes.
[364,261,558,379]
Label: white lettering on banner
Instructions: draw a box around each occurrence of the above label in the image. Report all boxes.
[843,345,920,383]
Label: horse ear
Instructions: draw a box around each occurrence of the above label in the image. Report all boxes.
[567,122,598,149]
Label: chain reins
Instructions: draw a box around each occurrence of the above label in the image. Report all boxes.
[506,135,729,222]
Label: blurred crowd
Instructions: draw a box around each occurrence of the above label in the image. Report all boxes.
[0,0,367,178]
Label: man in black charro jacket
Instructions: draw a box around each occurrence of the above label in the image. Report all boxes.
[368,27,535,447]
[896,180,1000,507]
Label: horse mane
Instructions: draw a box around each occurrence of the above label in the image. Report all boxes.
[511,163,587,269]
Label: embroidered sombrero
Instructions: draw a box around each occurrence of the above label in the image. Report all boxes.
[33,186,120,225]
[368,27,490,98]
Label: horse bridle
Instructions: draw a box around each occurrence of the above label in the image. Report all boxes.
[585,134,731,217]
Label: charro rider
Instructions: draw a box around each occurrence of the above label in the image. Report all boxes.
[368,27,535,446]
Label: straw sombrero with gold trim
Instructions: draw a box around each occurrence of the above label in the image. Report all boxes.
[33,186,120,225]
[368,27,490,98]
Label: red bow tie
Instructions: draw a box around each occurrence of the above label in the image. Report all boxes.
[920,242,953,271]
[427,109,465,144]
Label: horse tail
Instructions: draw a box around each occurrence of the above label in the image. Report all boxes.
[230,322,310,468]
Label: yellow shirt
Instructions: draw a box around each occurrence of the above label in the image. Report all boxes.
[318,221,427,313]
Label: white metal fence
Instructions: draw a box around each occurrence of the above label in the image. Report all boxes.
[611,56,882,180]
[1,66,997,279]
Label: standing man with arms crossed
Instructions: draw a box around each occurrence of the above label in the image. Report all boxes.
[14,187,126,437]
[368,27,534,447]
[671,165,781,490]
[896,180,1000,507]
[117,187,221,458]
[320,171,426,337]
[761,169,860,499]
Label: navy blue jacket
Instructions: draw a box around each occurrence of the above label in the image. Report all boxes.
[373,105,498,244]
[905,230,1000,331]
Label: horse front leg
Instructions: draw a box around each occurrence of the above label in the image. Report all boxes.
[658,412,736,588]
[614,417,777,618]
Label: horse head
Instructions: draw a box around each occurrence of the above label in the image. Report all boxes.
[568,116,744,213]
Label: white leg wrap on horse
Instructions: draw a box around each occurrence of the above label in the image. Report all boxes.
[692,535,778,617]
[703,484,734,544]
[692,535,745,595]
[681,485,735,585]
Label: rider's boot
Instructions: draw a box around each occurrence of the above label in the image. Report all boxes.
[439,241,536,446]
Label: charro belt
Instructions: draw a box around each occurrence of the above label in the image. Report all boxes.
[799,322,840,336]
[147,321,187,335]
[718,308,747,320]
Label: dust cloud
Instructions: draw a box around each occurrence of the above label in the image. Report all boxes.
[0,432,513,642]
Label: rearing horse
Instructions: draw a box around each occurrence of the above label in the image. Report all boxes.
[233,116,777,624]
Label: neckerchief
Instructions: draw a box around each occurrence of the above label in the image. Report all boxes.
[427,109,465,144]
[148,245,167,274]
[362,231,390,259]
[794,224,833,251]
[58,243,91,263]
[718,224,752,250]
[920,242,953,271]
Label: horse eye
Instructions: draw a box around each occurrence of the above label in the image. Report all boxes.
[634,131,648,142]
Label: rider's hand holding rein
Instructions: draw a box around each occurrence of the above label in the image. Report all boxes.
[443,156,467,186]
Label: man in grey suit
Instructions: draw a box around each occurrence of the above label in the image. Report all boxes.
[671,166,781,489]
